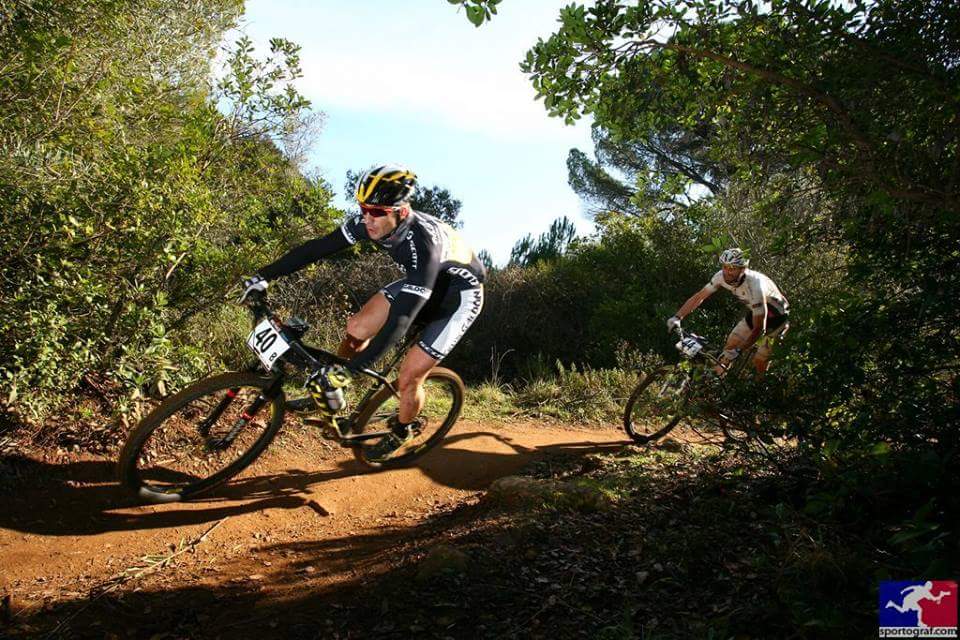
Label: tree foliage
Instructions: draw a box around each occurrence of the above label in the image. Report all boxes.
[508,216,578,267]
[521,0,959,218]
[0,0,337,421]
[453,0,959,457]
[516,0,960,448]
[568,125,731,219]
[447,0,503,27]
[477,249,494,271]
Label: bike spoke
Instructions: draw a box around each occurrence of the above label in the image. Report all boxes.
[128,383,278,495]
[351,369,462,466]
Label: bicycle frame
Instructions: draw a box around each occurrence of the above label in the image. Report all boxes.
[223,293,420,447]
[672,324,758,381]
[669,324,761,431]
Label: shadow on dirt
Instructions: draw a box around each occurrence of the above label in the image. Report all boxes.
[0,427,629,537]
[1,431,634,640]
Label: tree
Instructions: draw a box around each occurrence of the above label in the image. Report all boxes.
[465,0,960,447]
[0,0,333,421]
[568,125,731,219]
[477,249,494,271]
[410,185,464,228]
[508,216,578,267]
[521,1,959,217]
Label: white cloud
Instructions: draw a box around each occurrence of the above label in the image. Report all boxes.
[230,1,600,264]
[237,1,588,140]
[299,52,560,138]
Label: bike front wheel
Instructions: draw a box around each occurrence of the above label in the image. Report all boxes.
[117,372,285,503]
[623,366,691,444]
[350,367,464,468]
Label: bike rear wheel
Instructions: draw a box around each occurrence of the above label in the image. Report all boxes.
[623,366,691,444]
[117,372,285,503]
[350,367,464,468]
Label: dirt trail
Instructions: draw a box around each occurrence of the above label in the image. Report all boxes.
[0,420,629,630]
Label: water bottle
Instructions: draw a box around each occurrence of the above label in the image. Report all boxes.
[323,386,344,413]
[307,369,344,414]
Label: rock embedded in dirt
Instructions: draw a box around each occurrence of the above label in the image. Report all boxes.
[415,544,469,583]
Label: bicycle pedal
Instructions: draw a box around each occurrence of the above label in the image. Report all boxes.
[410,419,425,437]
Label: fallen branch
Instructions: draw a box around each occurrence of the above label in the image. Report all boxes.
[96,517,227,593]
[43,518,227,639]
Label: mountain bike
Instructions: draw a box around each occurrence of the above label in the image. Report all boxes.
[622,323,762,445]
[117,291,464,503]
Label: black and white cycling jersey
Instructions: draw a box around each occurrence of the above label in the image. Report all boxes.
[257,210,485,370]
[338,211,486,290]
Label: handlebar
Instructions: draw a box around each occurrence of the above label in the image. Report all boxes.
[672,322,696,343]
[238,289,392,385]
[671,322,729,370]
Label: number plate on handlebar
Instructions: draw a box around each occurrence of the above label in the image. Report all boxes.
[677,336,704,358]
[246,318,290,371]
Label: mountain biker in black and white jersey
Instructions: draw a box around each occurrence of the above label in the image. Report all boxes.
[239,164,485,460]
[667,248,789,375]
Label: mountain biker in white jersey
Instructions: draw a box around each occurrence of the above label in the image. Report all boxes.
[238,164,486,460]
[667,248,790,376]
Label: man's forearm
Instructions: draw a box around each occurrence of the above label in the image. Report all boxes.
[677,291,707,318]
[259,230,351,281]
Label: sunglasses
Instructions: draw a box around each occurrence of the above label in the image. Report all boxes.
[360,203,400,218]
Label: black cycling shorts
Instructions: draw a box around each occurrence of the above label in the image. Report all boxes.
[744,306,789,333]
[381,278,484,360]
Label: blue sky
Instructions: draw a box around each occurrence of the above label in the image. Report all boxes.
[234,1,597,264]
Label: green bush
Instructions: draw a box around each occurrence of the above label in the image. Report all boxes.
[0,1,340,426]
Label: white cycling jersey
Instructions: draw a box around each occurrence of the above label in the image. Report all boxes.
[704,269,789,315]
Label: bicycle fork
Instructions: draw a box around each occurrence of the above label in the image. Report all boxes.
[200,378,281,450]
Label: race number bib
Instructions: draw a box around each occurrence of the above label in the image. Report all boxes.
[678,336,704,358]
[246,318,290,371]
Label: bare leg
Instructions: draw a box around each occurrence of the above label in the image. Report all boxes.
[752,350,772,376]
[752,324,786,376]
[716,320,750,375]
[338,293,390,358]
[396,345,439,423]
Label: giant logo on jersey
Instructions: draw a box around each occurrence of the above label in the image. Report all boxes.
[446,266,480,287]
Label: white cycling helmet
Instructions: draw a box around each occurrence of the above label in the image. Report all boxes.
[719,248,749,268]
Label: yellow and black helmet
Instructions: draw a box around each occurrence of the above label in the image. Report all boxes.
[355,164,417,206]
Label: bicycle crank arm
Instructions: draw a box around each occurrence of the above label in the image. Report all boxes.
[303,416,348,443]
[337,431,392,447]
